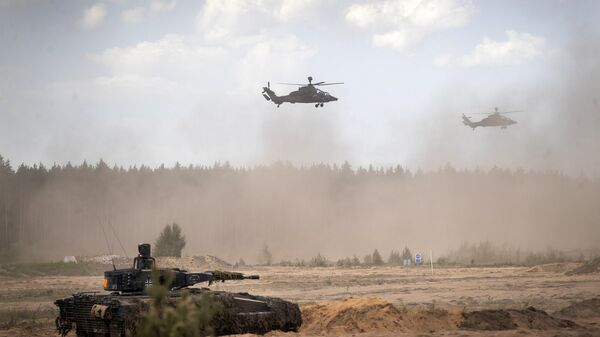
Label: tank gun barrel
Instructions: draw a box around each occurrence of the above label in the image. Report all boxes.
[178,270,260,288]
[208,270,259,283]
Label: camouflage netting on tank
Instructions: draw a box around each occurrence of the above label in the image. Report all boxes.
[212,294,302,335]
[119,290,301,336]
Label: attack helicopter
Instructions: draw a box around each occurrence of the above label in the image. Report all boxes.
[462,107,521,130]
[262,76,343,108]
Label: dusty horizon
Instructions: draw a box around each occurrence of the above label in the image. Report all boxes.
[1,154,598,264]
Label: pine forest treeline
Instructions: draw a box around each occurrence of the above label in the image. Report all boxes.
[0,154,599,263]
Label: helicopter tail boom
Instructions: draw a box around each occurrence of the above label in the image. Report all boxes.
[262,86,283,105]
[462,114,477,129]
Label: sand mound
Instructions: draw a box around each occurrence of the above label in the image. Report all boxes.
[566,258,600,275]
[81,255,232,271]
[527,262,581,273]
[557,298,600,319]
[460,307,578,331]
[155,255,232,271]
[300,298,459,335]
[301,298,403,334]
[301,298,579,334]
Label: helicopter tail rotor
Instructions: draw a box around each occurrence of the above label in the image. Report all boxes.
[462,114,476,129]
[262,84,282,105]
[262,81,271,95]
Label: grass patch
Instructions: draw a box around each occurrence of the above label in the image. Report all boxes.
[0,261,106,277]
[0,308,57,329]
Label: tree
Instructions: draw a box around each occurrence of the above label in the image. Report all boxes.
[402,246,412,261]
[309,253,328,267]
[258,243,272,265]
[372,249,384,265]
[155,223,186,257]
[388,250,401,265]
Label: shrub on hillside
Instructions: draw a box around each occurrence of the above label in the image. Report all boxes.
[309,253,328,267]
[155,223,186,257]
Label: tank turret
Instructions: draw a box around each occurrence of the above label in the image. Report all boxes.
[103,243,259,293]
[55,243,301,337]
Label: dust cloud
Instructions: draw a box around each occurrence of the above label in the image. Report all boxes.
[0,156,598,264]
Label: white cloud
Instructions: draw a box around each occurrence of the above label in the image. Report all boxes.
[119,1,175,24]
[89,34,226,78]
[269,0,321,21]
[458,30,546,66]
[346,0,474,51]
[52,75,187,101]
[150,0,176,12]
[236,35,317,90]
[79,3,107,30]
[373,29,419,50]
[77,34,230,102]
[120,6,146,24]
[195,0,322,46]
[85,31,316,101]
[433,53,452,66]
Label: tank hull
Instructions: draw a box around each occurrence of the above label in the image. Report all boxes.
[55,289,302,337]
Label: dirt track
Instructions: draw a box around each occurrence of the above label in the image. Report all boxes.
[1,264,599,336]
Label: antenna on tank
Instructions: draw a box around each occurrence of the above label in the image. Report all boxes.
[100,221,116,271]
[109,220,129,259]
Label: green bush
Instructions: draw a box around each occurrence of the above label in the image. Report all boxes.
[336,255,361,268]
[155,223,186,257]
[137,269,221,337]
[309,253,328,267]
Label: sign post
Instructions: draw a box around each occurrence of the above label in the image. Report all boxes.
[430,250,434,275]
[415,252,422,265]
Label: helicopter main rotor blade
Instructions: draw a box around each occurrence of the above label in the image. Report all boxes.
[471,110,523,115]
[277,82,306,86]
[315,82,344,86]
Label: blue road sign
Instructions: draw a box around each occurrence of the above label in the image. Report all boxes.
[415,252,422,265]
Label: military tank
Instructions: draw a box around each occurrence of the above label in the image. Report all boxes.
[55,243,302,337]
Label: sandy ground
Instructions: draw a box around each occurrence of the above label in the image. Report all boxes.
[0,263,599,336]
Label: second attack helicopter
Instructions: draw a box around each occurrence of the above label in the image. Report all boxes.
[262,76,343,108]
[462,107,521,130]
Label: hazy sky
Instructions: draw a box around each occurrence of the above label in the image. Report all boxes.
[1,0,599,175]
